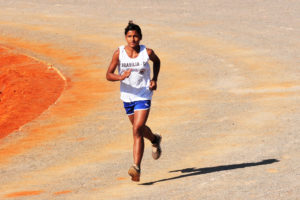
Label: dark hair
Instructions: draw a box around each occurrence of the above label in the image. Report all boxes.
[124,20,142,39]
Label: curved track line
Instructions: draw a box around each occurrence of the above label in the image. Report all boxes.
[0,36,111,165]
[0,45,66,139]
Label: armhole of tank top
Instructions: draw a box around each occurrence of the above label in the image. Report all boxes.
[118,45,124,60]
[143,45,150,60]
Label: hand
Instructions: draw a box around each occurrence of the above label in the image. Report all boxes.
[121,69,132,80]
[149,80,157,90]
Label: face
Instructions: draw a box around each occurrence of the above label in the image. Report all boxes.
[125,30,141,48]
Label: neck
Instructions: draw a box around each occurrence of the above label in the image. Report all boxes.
[126,45,140,52]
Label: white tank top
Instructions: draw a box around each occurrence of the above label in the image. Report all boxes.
[118,45,153,102]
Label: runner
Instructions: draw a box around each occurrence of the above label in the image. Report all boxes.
[106,21,161,182]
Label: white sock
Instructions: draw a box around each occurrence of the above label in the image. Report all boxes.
[133,164,140,170]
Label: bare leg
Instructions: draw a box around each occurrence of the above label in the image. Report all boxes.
[128,111,155,143]
[130,109,156,168]
[143,125,156,142]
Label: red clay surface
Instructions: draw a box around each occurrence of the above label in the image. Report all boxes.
[4,190,44,198]
[0,45,65,139]
[0,36,110,166]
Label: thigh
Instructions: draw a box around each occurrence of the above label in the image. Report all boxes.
[133,109,150,128]
[124,101,135,125]
[128,114,134,125]
[123,101,135,116]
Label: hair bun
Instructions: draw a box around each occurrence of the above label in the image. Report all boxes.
[124,21,142,39]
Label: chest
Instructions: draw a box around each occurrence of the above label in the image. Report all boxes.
[119,50,149,70]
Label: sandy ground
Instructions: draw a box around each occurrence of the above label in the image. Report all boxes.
[0,0,299,199]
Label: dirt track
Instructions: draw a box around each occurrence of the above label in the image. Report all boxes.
[0,1,299,199]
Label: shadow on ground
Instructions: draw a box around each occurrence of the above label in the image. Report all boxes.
[140,159,279,185]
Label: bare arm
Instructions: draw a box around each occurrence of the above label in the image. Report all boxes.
[147,48,161,90]
[106,49,131,81]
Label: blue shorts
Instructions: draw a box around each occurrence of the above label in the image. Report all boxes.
[123,100,151,115]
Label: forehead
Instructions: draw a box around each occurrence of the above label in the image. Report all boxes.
[126,30,139,35]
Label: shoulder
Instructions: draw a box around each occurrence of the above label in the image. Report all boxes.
[146,47,160,62]
[112,48,120,60]
[146,47,154,56]
[113,48,120,55]
[114,45,125,55]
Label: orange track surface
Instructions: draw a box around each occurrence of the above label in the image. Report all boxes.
[0,45,65,139]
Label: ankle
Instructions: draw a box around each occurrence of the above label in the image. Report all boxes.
[151,135,158,144]
[133,164,140,171]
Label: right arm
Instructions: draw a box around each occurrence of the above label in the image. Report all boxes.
[106,49,131,81]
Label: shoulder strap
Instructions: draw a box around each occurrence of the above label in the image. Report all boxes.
[119,45,125,51]
[119,45,125,60]
[140,45,149,59]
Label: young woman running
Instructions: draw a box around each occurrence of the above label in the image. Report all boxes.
[106,21,161,182]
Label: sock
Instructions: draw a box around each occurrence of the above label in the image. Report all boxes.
[133,164,140,171]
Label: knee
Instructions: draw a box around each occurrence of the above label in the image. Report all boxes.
[133,125,145,137]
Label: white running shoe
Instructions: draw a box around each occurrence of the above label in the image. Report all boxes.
[128,165,140,182]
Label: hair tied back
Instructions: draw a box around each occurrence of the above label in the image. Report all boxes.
[124,21,142,39]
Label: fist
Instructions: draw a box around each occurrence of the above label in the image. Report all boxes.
[149,80,157,90]
[121,69,132,80]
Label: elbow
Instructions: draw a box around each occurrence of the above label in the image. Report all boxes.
[106,72,118,81]
[106,73,111,81]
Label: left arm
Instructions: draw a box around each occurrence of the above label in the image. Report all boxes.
[147,48,161,90]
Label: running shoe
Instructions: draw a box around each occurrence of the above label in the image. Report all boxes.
[152,133,162,160]
[128,165,140,182]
